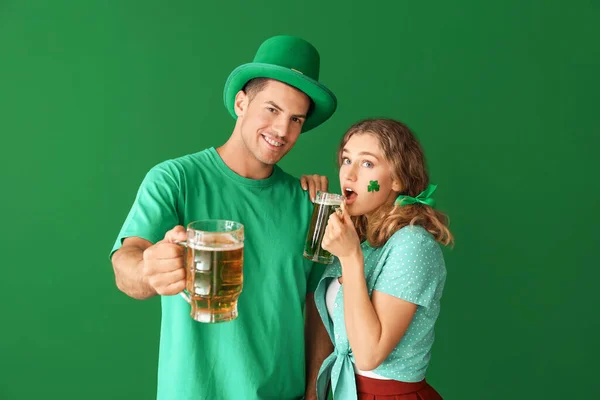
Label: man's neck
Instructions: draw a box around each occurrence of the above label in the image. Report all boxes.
[216,132,274,180]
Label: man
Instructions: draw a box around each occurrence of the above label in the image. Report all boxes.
[110,35,336,399]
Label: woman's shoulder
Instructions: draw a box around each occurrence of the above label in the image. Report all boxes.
[386,224,437,248]
[381,225,444,264]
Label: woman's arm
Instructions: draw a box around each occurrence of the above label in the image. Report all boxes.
[321,204,419,371]
[339,253,417,371]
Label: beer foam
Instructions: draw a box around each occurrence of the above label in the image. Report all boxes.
[187,242,244,251]
[187,232,243,251]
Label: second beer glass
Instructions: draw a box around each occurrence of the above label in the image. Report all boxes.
[303,191,344,264]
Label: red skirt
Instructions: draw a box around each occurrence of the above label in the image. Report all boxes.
[355,374,443,400]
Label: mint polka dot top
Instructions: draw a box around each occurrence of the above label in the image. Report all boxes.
[314,225,447,400]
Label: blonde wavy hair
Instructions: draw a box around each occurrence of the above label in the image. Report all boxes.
[337,119,454,247]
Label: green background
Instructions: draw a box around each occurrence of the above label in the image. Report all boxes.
[1,1,598,399]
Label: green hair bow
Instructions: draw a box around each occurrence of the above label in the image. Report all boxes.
[395,184,437,207]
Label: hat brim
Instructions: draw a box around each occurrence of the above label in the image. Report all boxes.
[223,63,337,133]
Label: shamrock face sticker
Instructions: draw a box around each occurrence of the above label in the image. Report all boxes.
[367,180,380,192]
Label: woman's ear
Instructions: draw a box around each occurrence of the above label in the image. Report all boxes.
[391,177,403,193]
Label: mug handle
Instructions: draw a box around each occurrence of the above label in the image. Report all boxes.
[175,241,191,304]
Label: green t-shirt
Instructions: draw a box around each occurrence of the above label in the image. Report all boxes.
[314,226,446,400]
[111,147,323,400]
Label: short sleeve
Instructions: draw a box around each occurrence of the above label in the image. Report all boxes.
[109,161,182,259]
[372,227,443,307]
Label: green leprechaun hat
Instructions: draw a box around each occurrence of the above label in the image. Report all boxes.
[223,35,337,132]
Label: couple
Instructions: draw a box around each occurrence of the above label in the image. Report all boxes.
[110,35,453,400]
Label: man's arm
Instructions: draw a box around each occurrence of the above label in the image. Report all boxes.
[112,237,155,300]
[304,292,333,400]
[111,227,188,300]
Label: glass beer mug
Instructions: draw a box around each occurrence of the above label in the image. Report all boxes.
[303,191,344,264]
[179,220,244,323]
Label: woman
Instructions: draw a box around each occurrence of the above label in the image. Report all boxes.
[314,118,453,399]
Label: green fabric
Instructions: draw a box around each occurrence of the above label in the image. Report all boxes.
[223,35,337,133]
[111,147,323,400]
[395,184,437,207]
[314,226,446,400]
